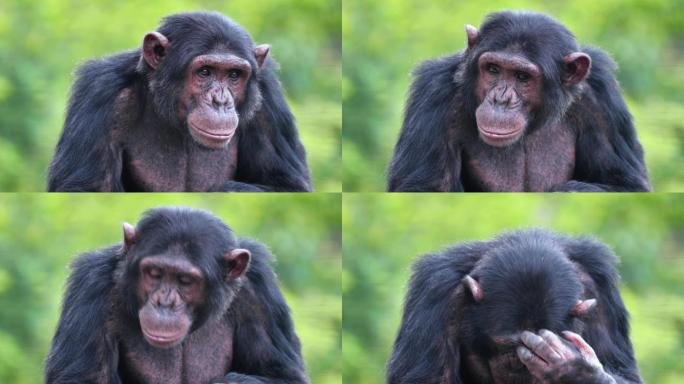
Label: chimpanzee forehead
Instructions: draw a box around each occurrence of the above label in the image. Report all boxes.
[139,253,203,277]
[189,53,252,71]
[478,51,541,76]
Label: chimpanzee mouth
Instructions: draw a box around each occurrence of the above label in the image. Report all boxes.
[189,122,237,149]
[479,126,523,139]
[190,123,235,140]
[142,328,185,348]
[478,126,524,147]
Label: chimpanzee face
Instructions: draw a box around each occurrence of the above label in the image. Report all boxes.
[466,25,591,149]
[141,31,270,149]
[474,50,542,148]
[179,52,253,148]
[122,221,251,349]
[133,245,250,349]
[136,249,205,348]
[460,272,596,384]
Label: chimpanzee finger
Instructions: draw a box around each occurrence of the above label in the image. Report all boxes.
[539,329,575,360]
[562,331,601,366]
[520,330,561,363]
[517,346,548,376]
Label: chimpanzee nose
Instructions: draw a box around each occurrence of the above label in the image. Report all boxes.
[212,88,232,108]
[493,85,512,105]
[156,288,180,309]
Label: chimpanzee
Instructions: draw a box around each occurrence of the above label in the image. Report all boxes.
[387,11,650,192]
[47,12,311,192]
[45,207,309,384]
[387,229,642,384]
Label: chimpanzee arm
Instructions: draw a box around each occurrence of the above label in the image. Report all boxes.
[564,237,643,383]
[218,239,308,384]
[387,242,486,384]
[551,48,651,192]
[45,246,123,384]
[387,54,464,192]
[47,51,140,192]
[233,63,312,193]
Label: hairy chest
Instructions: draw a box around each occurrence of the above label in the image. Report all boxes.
[121,125,238,191]
[119,319,234,384]
[462,123,576,192]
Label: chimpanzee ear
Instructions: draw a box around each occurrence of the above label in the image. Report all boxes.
[465,24,479,49]
[254,44,270,69]
[570,298,597,318]
[562,52,591,86]
[142,31,170,70]
[122,222,136,252]
[462,275,484,302]
[224,248,251,280]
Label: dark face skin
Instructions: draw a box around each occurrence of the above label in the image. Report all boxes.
[142,32,269,150]
[137,255,205,348]
[475,51,542,147]
[180,53,252,149]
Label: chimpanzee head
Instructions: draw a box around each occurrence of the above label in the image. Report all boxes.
[461,11,591,147]
[119,207,251,349]
[456,235,597,383]
[138,12,269,149]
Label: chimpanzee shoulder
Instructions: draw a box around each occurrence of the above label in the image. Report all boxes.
[387,53,465,192]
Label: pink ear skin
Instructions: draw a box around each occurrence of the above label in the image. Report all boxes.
[571,298,597,317]
[224,248,251,279]
[563,52,592,86]
[142,31,170,69]
[465,24,479,49]
[462,275,484,302]
[122,222,136,252]
[254,44,271,69]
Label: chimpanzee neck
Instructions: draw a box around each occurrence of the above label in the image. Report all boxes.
[115,88,239,191]
[118,315,234,384]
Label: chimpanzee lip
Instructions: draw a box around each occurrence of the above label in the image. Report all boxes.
[480,126,523,139]
[142,328,184,347]
[190,123,234,140]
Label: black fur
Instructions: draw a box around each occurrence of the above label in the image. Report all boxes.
[45,207,308,384]
[387,11,650,192]
[47,12,311,192]
[386,229,642,384]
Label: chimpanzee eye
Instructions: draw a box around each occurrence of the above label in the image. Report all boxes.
[487,64,500,74]
[197,67,212,78]
[227,69,241,80]
[515,71,530,82]
[178,275,194,286]
[147,267,162,279]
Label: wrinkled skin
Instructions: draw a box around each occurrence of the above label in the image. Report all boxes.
[515,330,616,384]
[475,51,542,147]
[137,256,204,348]
[182,53,250,149]
[143,32,267,150]
[473,47,590,149]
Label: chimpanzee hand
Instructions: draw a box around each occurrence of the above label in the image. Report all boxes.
[517,329,616,384]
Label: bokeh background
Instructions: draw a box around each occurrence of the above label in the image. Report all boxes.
[0,194,341,384]
[0,0,341,191]
[343,0,684,191]
[343,193,684,383]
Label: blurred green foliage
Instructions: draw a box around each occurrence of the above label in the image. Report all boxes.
[0,0,341,191]
[342,0,684,191]
[343,193,684,383]
[0,194,341,384]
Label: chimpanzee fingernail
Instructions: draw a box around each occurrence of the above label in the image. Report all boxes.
[517,346,530,358]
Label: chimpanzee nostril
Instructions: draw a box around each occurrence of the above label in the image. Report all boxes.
[212,89,231,108]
